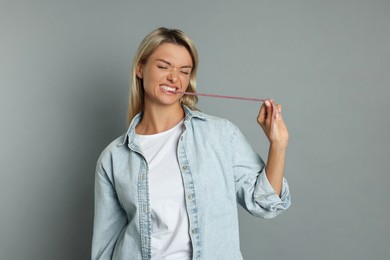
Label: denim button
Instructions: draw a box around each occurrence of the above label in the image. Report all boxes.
[188,194,193,200]
[142,205,148,213]
[180,135,184,141]
[192,228,197,234]
[182,165,188,170]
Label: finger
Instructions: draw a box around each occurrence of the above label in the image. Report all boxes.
[257,102,267,125]
[275,104,282,119]
[265,100,273,125]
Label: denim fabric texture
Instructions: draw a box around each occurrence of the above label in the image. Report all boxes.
[92,105,291,260]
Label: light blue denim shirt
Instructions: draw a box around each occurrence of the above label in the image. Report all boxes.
[92,105,291,260]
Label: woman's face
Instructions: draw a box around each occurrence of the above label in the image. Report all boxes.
[137,43,193,107]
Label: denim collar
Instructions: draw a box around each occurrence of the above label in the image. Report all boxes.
[119,105,206,147]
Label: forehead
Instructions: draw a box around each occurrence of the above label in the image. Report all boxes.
[148,43,192,65]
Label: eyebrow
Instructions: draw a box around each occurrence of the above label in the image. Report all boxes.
[156,59,192,69]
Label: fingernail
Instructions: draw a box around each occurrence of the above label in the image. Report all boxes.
[265,100,270,106]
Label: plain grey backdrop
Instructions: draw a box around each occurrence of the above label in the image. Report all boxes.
[1,1,389,259]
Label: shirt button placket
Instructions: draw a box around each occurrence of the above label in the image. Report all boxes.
[178,137,200,258]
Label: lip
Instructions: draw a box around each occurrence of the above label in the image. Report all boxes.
[160,84,180,93]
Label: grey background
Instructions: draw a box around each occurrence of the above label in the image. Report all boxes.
[1,1,389,259]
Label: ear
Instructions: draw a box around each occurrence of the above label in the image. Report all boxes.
[136,64,143,79]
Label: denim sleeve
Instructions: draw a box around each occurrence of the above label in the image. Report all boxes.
[231,123,291,219]
[91,164,127,260]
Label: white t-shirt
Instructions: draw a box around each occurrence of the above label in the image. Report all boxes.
[135,120,192,260]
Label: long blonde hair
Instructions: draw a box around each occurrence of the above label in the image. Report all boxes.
[127,27,199,125]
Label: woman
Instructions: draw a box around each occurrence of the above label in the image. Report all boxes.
[92,27,291,260]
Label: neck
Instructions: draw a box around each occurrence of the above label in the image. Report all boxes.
[136,102,185,135]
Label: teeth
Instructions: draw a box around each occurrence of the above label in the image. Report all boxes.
[161,85,176,92]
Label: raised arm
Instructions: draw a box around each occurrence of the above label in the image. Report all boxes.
[257,100,289,196]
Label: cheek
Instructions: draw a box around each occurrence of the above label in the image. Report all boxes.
[143,68,162,85]
[181,76,191,87]
[153,69,170,82]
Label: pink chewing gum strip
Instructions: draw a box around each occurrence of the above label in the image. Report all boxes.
[172,90,277,136]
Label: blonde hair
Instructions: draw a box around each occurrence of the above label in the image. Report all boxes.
[127,27,199,125]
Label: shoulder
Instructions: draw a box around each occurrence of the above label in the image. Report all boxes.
[187,110,242,143]
[191,110,239,132]
[184,105,236,129]
[96,134,128,172]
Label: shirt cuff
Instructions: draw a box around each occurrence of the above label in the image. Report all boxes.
[253,170,291,212]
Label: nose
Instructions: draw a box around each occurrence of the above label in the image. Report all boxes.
[167,68,178,83]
